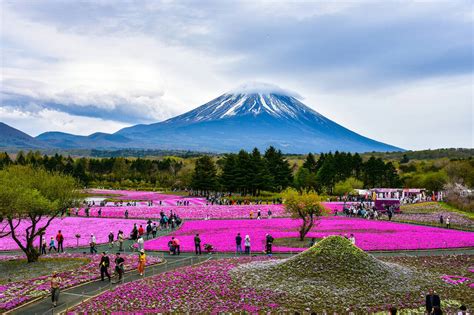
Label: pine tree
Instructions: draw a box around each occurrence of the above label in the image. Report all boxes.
[191,156,218,193]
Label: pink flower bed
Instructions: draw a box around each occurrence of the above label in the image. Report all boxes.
[77,204,286,219]
[144,217,474,253]
[0,217,150,251]
[87,189,206,205]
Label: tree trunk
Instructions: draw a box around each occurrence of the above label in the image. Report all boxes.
[25,245,40,263]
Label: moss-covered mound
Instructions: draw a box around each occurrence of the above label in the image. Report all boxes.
[231,236,444,312]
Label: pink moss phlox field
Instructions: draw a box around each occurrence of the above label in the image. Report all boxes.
[70,257,282,314]
[0,253,162,311]
[87,189,207,205]
[77,204,286,219]
[144,217,474,253]
[0,217,150,251]
[440,275,472,286]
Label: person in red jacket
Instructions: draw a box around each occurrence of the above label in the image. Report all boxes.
[138,225,144,237]
[56,230,64,253]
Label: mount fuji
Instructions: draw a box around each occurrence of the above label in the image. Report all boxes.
[115,83,401,153]
[34,83,401,153]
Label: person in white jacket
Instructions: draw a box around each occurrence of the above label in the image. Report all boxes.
[244,235,251,255]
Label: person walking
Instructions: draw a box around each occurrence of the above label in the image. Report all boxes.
[446,217,450,229]
[146,223,152,240]
[265,233,274,255]
[152,223,158,238]
[41,239,47,255]
[99,252,111,281]
[425,289,441,314]
[267,209,272,219]
[236,233,243,254]
[108,231,114,248]
[137,236,144,252]
[56,230,64,253]
[49,237,57,252]
[137,249,146,276]
[114,253,125,283]
[194,234,202,255]
[244,234,251,255]
[257,209,261,220]
[138,225,144,237]
[118,230,124,251]
[50,272,62,307]
[90,234,97,254]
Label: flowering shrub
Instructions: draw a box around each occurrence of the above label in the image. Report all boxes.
[144,217,474,252]
[71,257,283,313]
[0,253,162,311]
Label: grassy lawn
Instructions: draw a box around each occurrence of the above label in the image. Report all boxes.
[0,257,89,284]
[273,237,321,248]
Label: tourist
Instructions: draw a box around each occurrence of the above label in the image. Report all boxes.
[236,233,243,254]
[114,253,125,283]
[173,237,181,255]
[439,215,444,225]
[108,231,114,248]
[267,209,272,219]
[249,210,253,219]
[146,222,152,239]
[118,230,124,251]
[49,236,57,252]
[265,234,274,255]
[98,208,102,217]
[309,238,316,247]
[168,238,175,255]
[244,235,251,255]
[457,305,468,315]
[99,252,111,281]
[90,234,97,254]
[137,236,144,252]
[125,209,129,219]
[131,224,138,240]
[138,225,144,237]
[194,233,202,255]
[387,209,393,221]
[446,217,450,229]
[152,223,158,238]
[349,234,356,245]
[41,239,47,255]
[257,209,261,220]
[50,272,62,307]
[425,289,441,314]
[56,230,64,253]
[137,249,146,276]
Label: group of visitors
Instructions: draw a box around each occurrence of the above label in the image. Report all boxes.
[439,215,451,228]
[342,203,380,220]
[168,237,181,255]
[41,230,65,255]
[249,209,273,219]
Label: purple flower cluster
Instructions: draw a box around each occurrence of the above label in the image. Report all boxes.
[71,257,283,313]
[0,253,162,311]
[145,217,474,252]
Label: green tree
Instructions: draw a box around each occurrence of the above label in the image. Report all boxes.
[264,146,293,191]
[333,177,363,196]
[0,165,80,262]
[282,188,329,241]
[191,156,218,193]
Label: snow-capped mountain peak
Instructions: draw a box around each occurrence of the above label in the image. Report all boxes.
[165,83,322,123]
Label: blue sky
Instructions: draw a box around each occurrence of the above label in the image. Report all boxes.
[0,0,472,150]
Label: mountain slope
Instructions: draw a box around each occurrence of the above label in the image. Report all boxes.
[0,122,49,149]
[117,85,402,153]
[36,131,135,149]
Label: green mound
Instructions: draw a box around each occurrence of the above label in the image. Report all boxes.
[231,236,443,312]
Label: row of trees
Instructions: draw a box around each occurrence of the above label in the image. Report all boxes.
[190,149,402,195]
[191,147,293,194]
[0,151,185,188]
